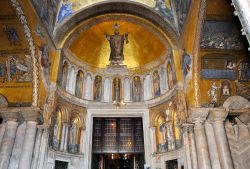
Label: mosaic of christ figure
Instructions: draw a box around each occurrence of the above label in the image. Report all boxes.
[106,23,129,65]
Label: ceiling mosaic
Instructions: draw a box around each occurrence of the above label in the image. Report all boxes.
[31,0,192,37]
[57,0,170,23]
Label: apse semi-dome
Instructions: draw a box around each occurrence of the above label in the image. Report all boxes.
[64,14,171,70]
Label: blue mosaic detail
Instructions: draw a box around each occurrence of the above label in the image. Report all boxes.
[201,69,236,79]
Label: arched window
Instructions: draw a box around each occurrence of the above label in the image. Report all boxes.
[61,61,68,90]
[132,76,142,102]
[75,70,84,98]
[94,75,102,101]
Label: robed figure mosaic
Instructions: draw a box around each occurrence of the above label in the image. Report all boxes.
[106,23,129,65]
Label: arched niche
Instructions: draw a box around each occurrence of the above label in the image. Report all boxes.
[75,70,84,98]
[167,61,175,89]
[143,74,152,100]
[93,75,102,101]
[66,66,76,94]
[132,76,142,102]
[103,78,111,102]
[160,66,168,92]
[112,77,121,102]
[84,73,93,100]
[124,77,131,102]
[153,70,161,97]
[51,109,63,150]
[68,112,83,154]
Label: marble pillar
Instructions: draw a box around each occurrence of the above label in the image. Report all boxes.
[188,124,198,169]
[0,123,6,147]
[60,123,66,151]
[210,109,234,169]
[190,108,212,169]
[79,129,85,154]
[31,126,43,169]
[19,121,37,169]
[0,120,18,169]
[182,124,192,169]
[63,124,69,152]
[8,122,26,169]
[37,126,49,169]
[150,127,157,154]
[205,122,221,169]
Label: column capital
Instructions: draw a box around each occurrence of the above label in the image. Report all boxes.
[37,124,49,129]
[188,107,210,123]
[208,108,228,122]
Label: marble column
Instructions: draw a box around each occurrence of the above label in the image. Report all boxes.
[60,123,66,151]
[79,129,85,154]
[182,124,192,169]
[37,126,49,169]
[31,126,43,169]
[150,127,157,154]
[0,120,18,169]
[205,121,221,169]
[210,109,234,169]
[19,121,37,169]
[8,122,26,169]
[190,108,212,169]
[0,123,6,146]
[188,124,198,169]
[63,124,69,152]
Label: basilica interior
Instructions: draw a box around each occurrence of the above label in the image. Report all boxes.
[0,0,250,169]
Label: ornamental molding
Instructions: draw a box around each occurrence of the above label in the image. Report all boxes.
[11,0,40,107]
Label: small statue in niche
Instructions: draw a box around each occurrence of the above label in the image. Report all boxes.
[106,23,129,66]
[159,108,176,152]
[75,71,84,98]
[167,63,174,89]
[94,76,102,101]
[132,76,142,102]
[165,108,175,151]
[68,118,78,153]
[208,82,221,106]
[113,78,121,102]
[153,71,161,97]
